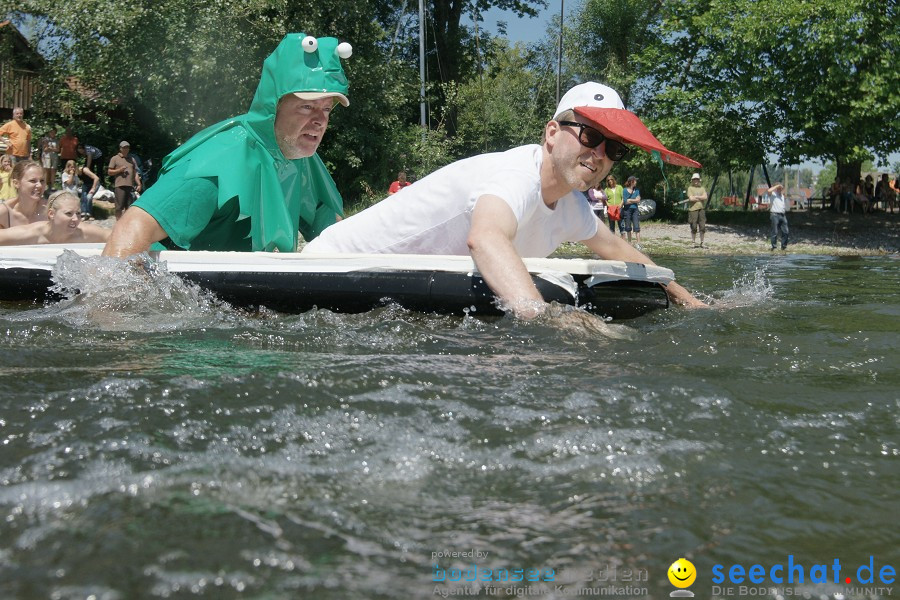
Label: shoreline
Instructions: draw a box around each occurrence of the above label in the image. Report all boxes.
[93,206,899,257]
[569,210,899,256]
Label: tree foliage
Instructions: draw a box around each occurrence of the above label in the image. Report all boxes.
[424,0,545,135]
[6,0,897,210]
[643,0,899,184]
[572,0,663,105]
[449,41,555,154]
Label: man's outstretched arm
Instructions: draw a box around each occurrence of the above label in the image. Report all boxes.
[101,206,168,257]
[582,225,706,308]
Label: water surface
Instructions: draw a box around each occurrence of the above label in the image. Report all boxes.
[1,253,897,599]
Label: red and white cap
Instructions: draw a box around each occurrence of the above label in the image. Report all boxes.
[555,82,701,168]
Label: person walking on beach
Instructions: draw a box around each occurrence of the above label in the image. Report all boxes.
[683,173,708,247]
[621,175,642,246]
[604,175,625,238]
[767,182,789,251]
[304,82,706,318]
[103,34,352,257]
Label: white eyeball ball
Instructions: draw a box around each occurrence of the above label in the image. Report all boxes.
[301,36,318,53]
[336,42,353,59]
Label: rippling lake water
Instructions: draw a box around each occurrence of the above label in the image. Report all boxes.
[1,254,897,600]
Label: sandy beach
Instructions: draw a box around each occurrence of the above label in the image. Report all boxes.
[590,209,900,256]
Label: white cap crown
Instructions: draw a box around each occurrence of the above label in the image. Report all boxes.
[555,82,624,117]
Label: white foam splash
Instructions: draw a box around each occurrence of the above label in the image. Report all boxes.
[492,298,633,339]
[42,250,246,332]
[711,267,775,309]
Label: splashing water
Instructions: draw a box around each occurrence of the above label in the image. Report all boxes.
[489,296,634,340]
[712,267,774,308]
[35,250,249,332]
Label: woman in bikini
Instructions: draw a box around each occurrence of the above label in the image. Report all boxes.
[0,190,110,245]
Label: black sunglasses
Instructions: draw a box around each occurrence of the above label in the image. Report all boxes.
[557,120,631,162]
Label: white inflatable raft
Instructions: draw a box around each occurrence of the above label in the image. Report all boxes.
[0,245,673,319]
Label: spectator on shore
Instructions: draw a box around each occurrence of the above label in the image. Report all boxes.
[853,178,870,214]
[839,179,854,214]
[0,107,33,164]
[77,143,104,186]
[78,165,100,220]
[587,182,607,223]
[0,154,15,201]
[864,175,875,208]
[0,160,47,229]
[58,127,79,164]
[0,190,110,245]
[622,175,642,246]
[604,174,625,238]
[128,148,150,190]
[890,176,900,213]
[874,173,894,212]
[681,173,708,247]
[767,182,789,251]
[103,34,352,257]
[826,177,841,211]
[388,171,412,195]
[61,160,80,195]
[39,127,60,189]
[107,141,142,219]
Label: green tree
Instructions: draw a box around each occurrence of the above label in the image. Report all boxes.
[572,0,664,104]
[414,0,546,135]
[449,41,553,155]
[644,0,899,187]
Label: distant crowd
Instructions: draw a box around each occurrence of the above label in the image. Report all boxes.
[1,106,156,244]
[825,174,898,215]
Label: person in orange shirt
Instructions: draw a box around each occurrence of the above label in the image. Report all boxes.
[0,107,33,164]
[58,127,79,163]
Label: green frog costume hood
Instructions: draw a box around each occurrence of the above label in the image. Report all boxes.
[158,34,351,251]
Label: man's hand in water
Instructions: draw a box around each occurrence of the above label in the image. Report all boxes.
[665,281,709,308]
[508,301,631,338]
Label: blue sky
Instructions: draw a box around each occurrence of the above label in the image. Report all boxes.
[480,3,567,45]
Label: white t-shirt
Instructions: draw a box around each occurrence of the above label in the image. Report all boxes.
[767,191,788,214]
[304,145,598,257]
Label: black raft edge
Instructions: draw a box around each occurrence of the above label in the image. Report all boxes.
[0,268,669,320]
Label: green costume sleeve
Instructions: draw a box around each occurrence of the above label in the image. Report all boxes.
[148,34,350,252]
[133,161,230,250]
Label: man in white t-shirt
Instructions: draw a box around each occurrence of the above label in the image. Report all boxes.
[304,82,706,317]
[767,182,790,251]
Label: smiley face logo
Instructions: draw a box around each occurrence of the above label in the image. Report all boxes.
[668,558,697,588]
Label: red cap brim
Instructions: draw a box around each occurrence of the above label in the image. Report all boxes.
[574,107,702,168]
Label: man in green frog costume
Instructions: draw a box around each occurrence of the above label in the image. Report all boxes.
[103,34,351,256]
